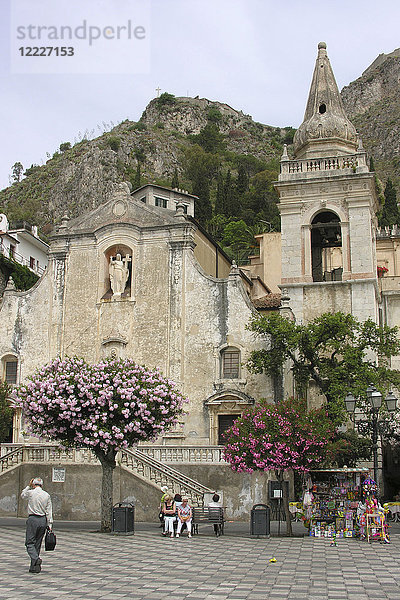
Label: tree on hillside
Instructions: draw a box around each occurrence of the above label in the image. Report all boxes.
[223,397,332,536]
[0,382,13,443]
[236,164,249,194]
[155,92,176,109]
[14,357,186,532]
[171,168,179,189]
[11,162,24,184]
[379,178,400,228]
[247,312,400,424]
[184,145,220,224]
[191,123,225,154]
[132,162,141,190]
[223,170,240,217]
[215,172,225,215]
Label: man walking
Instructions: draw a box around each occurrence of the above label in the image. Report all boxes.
[21,477,53,573]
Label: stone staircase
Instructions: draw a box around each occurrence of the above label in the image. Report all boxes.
[0,444,214,507]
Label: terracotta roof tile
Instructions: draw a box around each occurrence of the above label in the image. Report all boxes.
[252,293,281,309]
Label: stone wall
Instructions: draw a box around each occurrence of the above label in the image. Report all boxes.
[0,463,291,522]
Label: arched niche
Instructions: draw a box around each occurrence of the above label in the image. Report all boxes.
[101,243,134,300]
[311,210,343,282]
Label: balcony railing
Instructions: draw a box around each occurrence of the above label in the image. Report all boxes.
[279,152,368,180]
[0,241,46,276]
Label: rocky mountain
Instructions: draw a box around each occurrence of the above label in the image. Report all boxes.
[341,49,400,186]
[2,48,400,235]
[0,95,291,232]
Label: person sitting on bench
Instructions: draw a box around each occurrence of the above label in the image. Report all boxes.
[208,493,222,537]
[176,497,192,538]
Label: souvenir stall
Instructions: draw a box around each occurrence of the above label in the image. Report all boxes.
[304,468,369,538]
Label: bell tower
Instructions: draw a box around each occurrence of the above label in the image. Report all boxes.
[275,42,380,324]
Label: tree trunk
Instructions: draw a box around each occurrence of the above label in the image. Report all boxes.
[276,470,293,537]
[96,448,117,532]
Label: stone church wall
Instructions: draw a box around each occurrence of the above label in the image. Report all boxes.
[0,462,284,522]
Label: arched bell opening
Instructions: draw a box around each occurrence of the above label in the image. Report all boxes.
[311,211,342,282]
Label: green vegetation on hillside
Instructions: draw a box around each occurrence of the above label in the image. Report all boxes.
[0,255,39,291]
[0,96,292,263]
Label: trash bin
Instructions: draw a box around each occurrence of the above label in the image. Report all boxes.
[250,504,270,537]
[112,502,135,535]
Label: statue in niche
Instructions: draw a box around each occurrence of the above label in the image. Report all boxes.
[109,253,131,297]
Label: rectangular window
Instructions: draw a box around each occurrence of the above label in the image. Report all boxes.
[222,350,240,379]
[9,245,15,259]
[29,256,35,269]
[5,360,18,384]
[155,197,168,208]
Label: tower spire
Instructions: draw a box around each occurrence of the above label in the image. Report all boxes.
[293,42,358,159]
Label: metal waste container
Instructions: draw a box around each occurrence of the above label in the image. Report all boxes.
[250,504,270,537]
[112,502,135,535]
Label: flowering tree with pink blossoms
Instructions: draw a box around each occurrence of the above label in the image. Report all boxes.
[14,356,186,532]
[223,397,332,536]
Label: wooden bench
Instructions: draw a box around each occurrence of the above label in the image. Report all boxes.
[192,507,225,536]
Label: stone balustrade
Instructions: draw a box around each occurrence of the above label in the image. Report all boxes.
[0,444,218,506]
[279,152,368,181]
[138,445,226,463]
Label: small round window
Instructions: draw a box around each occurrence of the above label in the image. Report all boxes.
[319,103,327,114]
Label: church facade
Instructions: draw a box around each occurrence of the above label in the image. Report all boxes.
[0,184,272,448]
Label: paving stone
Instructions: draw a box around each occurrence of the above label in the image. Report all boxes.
[1,519,400,600]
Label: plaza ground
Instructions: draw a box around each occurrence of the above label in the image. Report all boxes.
[1,518,400,600]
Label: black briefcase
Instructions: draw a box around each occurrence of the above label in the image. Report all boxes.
[44,527,56,551]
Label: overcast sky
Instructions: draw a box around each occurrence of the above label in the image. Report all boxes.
[1,0,400,191]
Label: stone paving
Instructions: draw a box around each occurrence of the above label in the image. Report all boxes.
[1,519,400,600]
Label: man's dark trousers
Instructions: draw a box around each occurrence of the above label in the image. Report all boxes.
[25,515,47,570]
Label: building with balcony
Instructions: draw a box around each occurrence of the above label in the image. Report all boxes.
[0,214,49,277]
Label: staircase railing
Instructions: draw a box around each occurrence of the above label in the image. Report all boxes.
[0,446,24,473]
[120,448,214,507]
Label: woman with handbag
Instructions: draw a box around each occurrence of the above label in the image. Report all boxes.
[162,494,176,538]
[176,497,192,538]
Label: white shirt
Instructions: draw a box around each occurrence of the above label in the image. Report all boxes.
[21,486,53,525]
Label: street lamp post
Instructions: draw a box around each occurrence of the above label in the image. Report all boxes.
[345,386,398,494]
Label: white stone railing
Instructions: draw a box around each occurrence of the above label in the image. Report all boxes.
[279,153,368,180]
[0,444,216,506]
[138,445,226,464]
[376,225,400,239]
[0,444,99,465]
[121,448,214,507]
